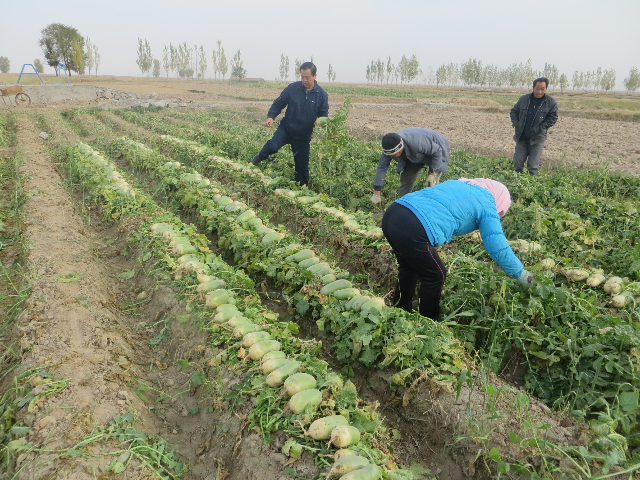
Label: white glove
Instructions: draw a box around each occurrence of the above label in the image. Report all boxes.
[370,194,381,205]
[517,269,534,289]
[426,172,442,188]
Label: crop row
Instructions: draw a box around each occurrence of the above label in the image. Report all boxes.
[110,107,640,282]
[63,141,435,479]
[102,133,640,447]
[67,109,640,442]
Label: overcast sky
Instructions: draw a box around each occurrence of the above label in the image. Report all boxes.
[1,0,639,89]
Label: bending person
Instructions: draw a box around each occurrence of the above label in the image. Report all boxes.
[371,128,450,204]
[381,178,534,319]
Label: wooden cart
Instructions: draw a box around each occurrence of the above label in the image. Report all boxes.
[1,85,31,106]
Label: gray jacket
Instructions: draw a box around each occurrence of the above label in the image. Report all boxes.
[510,93,558,145]
[373,127,450,191]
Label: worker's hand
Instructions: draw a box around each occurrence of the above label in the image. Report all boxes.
[426,173,438,188]
[266,118,274,127]
[370,193,382,205]
[517,269,535,289]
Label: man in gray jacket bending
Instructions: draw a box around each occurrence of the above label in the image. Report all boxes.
[510,77,558,175]
[371,127,450,204]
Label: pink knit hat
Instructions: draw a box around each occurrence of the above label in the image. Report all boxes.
[458,178,512,214]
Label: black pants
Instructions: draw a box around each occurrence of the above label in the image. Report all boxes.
[256,125,311,186]
[381,203,447,320]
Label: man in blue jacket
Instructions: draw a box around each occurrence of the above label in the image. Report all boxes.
[251,62,329,186]
[510,77,558,175]
[371,127,450,204]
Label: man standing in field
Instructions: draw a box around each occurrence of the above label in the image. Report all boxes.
[251,62,329,186]
[510,77,558,175]
[371,127,450,204]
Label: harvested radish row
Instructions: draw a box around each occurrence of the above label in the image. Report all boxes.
[249,340,281,360]
[283,373,317,396]
[327,455,370,479]
[288,388,322,414]
[261,350,287,364]
[307,415,349,440]
[242,331,271,348]
[227,316,252,327]
[320,279,352,296]
[329,425,361,448]
[266,360,300,387]
[261,357,291,375]
[232,323,261,337]
[604,276,624,295]
[337,464,380,480]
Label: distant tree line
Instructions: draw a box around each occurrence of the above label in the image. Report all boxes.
[366,55,421,85]
[427,58,638,92]
[134,39,245,80]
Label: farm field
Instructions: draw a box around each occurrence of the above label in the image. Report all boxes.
[1,83,640,480]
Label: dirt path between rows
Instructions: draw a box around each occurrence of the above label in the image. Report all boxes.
[12,113,158,478]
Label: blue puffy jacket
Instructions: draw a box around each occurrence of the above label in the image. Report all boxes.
[395,180,523,278]
[268,81,329,139]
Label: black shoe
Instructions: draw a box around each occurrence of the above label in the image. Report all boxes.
[251,155,261,166]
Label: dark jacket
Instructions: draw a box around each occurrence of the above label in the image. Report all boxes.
[374,127,450,191]
[510,93,558,145]
[268,81,329,139]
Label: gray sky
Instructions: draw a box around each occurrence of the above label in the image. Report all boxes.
[1,0,639,89]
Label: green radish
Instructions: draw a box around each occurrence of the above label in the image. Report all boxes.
[321,274,337,284]
[327,455,370,478]
[265,360,300,387]
[586,274,606,287]
[247,217,263,229]
[289,388,322,414]
[205,289,233,308]
[249,340,281,360]
[242,331,271,348]
[225,201,245,213]
[604,276,623,294]
[212,309,241,323]
[316,116,329,126]
[307,415,349,440]
[334,449,359,460]
[256,226,274,235]
[360,297,385,314]
[329,425,361,448]
[320,279,352,295]
[274,244,301,255]
[196,279,226,293]
[345,295,362,310]
[564,268,589,282]
[232,324,260,338]
[315,267,333,277]
[261,350,287,364]
[283,373,317,396]
[226,315,252,327]
[173,244,196,254]
[338,464,379,480]
[297,196,319,204]
[307,262,331,274]
[237,209,255,223]
[170,237,191,246]
[286,249,315,263]
[299,257,320,268]
[262,231,285,244]
[177,254,202,265]
[216,196,233,206]
[197,273,213,283]
[333,288,360,300]
[151,223,173,234]
[343,220,359,229]
[216,303,239,313]
[261,357,290,375]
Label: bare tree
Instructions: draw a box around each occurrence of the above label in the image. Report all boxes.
[162,45,170,78]
[85,37,94,76]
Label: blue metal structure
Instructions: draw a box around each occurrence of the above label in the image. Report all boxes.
[57,64,70,86]
[16,64,45,85]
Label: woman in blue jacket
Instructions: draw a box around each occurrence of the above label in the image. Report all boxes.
[381,178,534,320]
